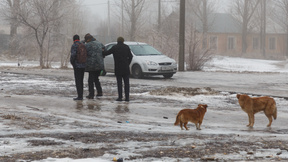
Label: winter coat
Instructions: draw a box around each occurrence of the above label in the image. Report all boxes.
[70,41,86,68]
[85,38,104,72]
[104,42,133,75]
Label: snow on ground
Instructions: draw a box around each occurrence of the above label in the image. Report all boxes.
[1,56,288,162]
[1,55,288,73]
[203,56,288,73]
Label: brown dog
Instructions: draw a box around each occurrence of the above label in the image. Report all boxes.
[174,104,208,130]
[236,94,277,127]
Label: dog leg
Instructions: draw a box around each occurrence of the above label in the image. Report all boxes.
[195,123,199,130]
[184,122,189,130]
[247,114,252,127]
[247,113,254,127]
[180,121,184,130]
[197,122,202,130]
[264,109,273,127]
[266,114,273,127]
[250,114,255,127]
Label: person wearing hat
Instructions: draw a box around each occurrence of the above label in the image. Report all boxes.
[70,34,86,100]
[84,33,105,99]
[103,37,133,101]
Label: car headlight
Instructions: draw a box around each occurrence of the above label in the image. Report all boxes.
[172,61,177,66]
[146,60,158,66]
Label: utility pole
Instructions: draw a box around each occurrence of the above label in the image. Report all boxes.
[158,0,161,31]
[263,0,266,57]
[122,0,124,36]
[178,0,185,71]
[260,0,266,57]
[108,0,111,41]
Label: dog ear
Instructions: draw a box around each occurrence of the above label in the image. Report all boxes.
[236,94,241,99]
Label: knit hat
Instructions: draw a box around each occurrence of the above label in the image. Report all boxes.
[117,37,124,43]
[84,33,93,42]
[73,34,80,41]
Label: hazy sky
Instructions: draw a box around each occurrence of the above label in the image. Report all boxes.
[80,0,230,21]
[80,0,109,20]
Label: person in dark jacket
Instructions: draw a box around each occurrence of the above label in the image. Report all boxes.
[104,37,133,101]
[84,33,105,99]
[70,34,86,100]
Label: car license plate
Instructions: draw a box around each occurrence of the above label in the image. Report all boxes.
[161,66,173,70]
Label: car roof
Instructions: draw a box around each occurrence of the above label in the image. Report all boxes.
[105,41,148,46]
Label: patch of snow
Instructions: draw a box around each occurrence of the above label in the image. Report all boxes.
[1,56,288,161]
[203,56,288,73]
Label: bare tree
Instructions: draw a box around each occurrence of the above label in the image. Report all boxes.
[0,0,20,56]
[260,0,267,57]
[187,37,213,70]
[273,0,288,58]
[1,0,94,67]
[185,16,213,71]
[184,0,216,70]
[187,0,217,49]
[121,0,146,41]
[150,11,179,60]
[13,0,71,67]
[231,0,260,54]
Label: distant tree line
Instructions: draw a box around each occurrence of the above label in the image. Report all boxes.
[1,0,288,69]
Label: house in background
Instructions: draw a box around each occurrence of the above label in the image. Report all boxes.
[203,13,286,59]
[0,24,10,53]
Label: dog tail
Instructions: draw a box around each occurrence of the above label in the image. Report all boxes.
[273,105,277,120]
[174,113,181,126]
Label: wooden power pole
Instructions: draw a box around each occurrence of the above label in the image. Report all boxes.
[178,0,185,71]
[158,0,161,31]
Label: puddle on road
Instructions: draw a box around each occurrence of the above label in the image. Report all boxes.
[1,71,288,161]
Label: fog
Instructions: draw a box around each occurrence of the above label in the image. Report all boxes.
[0,0,287,68]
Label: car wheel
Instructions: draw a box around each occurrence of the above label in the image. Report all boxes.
[163,74,173,78]
[132,64,143,79]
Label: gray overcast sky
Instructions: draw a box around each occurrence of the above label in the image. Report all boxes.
[80,0,229,21]
[81,0,109,20]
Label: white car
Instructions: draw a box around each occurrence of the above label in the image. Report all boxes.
[103,42,177,79]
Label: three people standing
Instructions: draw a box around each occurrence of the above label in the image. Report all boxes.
[70,35,133,102]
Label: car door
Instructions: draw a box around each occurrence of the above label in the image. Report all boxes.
[104,44,116,72]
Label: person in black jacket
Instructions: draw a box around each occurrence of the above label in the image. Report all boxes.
[70,34,86,100]
[104,37,133,101]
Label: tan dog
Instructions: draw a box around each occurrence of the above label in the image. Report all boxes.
[236,94,277,127]
[174,104,208,130]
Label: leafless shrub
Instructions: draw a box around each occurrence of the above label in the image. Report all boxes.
[187,39,213,71]
[147,29,178,61]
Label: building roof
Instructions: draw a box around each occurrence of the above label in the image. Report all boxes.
[200,13,242,33]
[165,11,284,35]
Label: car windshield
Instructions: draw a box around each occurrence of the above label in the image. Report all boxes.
[129,45,162,56]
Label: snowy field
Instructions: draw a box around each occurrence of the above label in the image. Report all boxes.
[0,56,288,162]
[203,56,288,73]
[2,55,288,73]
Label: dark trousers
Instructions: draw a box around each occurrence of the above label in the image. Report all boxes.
[116,74,130,99]
[88,70,102,97]
[74,68,85,98]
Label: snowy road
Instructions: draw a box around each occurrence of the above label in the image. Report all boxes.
[173,71,288,98]
[3,67,288,97]
[1,66,288,161]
